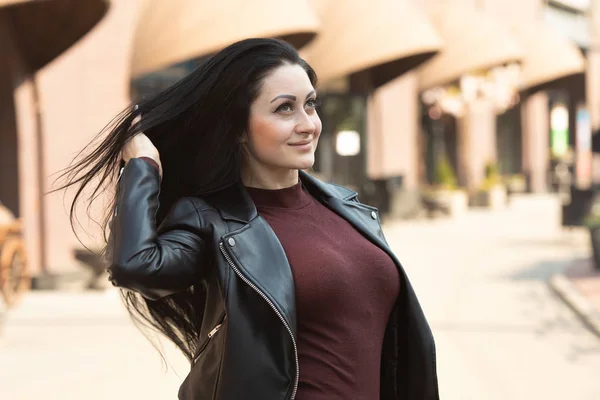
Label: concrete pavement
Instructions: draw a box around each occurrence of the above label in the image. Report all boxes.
[383,194,600,400]
[0,290,189,399]
[1,193,599,399]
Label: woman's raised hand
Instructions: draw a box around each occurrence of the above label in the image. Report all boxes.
[122,113,163,177]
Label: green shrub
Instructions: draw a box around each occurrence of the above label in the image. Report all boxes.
[585,201,600,228]
[434,157,457,190]
[480,161,502,191]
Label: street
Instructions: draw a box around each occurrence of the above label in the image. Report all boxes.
[1,194,599,399]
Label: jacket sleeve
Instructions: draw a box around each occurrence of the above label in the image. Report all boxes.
[107,158,207,300]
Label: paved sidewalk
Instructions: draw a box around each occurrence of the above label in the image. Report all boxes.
[2,193,599,400]
[0,290,188,400]
[550,258,600,337]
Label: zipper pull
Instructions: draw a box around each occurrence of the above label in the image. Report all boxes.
[208,323,222,338]
[117,165,125,182]
[113,165,125,217]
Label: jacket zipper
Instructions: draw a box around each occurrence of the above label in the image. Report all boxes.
[219,241,299,400]
[113,166,125,217]
[193,313,226,364]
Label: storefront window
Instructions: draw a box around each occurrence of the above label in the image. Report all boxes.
[313,92,368,192]
[496,106,522,175]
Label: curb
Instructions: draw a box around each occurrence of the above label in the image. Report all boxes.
[548,273,600,339]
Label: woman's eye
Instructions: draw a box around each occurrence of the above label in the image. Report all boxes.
[275,98,320,113]
[276,102,294,113]
[306,98,321,109]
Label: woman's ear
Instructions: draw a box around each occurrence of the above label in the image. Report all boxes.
[239,132,248,144]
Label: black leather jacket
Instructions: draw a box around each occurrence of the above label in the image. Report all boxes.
[108,158,439,400]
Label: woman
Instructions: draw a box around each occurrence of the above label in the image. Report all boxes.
[60,38,438,399]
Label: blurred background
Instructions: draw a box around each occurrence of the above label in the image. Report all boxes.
[1,0,600,399]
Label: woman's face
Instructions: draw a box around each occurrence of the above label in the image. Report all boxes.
[244,63,321,174]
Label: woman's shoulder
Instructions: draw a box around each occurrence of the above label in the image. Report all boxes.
[179,196,220,217]
[159,196,222,234]
[161,195,218,221]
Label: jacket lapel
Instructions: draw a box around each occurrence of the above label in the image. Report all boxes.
[206,183,297,336]
[324,196,402,269]
[221,217,297,335]
[206,183,257,224]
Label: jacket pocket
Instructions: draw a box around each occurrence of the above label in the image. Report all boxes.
[193,313,226,365]
[179,313,227,400]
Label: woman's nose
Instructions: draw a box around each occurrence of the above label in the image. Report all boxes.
[296,111,317,134]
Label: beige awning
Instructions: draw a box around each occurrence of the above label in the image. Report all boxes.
[0,0,30,6]
[417,4,523,90]
[131,0,320,78]
[301,0,442,89]
[1,0,108,71]
[514,21,585,93]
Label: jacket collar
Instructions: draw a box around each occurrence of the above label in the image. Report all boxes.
[299,170,358,202]
[209,171,358,224]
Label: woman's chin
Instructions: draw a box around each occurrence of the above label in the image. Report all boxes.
[291,155,315,171]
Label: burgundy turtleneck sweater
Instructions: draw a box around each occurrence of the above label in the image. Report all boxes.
[246,181,400,400]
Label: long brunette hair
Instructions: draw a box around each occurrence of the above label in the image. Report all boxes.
[56,38,317,362]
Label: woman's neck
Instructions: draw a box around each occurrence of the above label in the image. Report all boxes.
[241,165,299,190]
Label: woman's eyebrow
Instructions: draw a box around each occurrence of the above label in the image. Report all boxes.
[271,94,296,103]
[270,90,316,103]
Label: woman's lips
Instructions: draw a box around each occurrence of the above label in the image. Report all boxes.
[289,141,312,151]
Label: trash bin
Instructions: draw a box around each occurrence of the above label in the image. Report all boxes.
[562,186,595,227]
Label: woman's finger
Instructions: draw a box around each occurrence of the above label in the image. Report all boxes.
[131,104,141,128]
[132,114,141,128]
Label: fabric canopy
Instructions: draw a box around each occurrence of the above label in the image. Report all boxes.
[1,0,108,71]
[302,0,442,89]
[514,21,585,93]
[131,0,320,78]
[417,4,523,90]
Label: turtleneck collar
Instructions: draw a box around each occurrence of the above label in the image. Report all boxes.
[245,181,312,210]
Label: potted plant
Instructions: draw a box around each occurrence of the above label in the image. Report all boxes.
[472,161,507,210]
[421,157,467,218]
[504,173,527,195]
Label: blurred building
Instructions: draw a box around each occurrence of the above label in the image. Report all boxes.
[372,0,588,214]
[0,0,595,283]
[1,0,110,283]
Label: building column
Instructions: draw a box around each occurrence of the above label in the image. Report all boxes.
[13,77,44,276]
[1,15,44,276]
[456,100,497,190]
[365,72,421,217]
[521,92,550,192]
[366,72,420,189]
[588,0,600,133]
[584,0,600,187]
